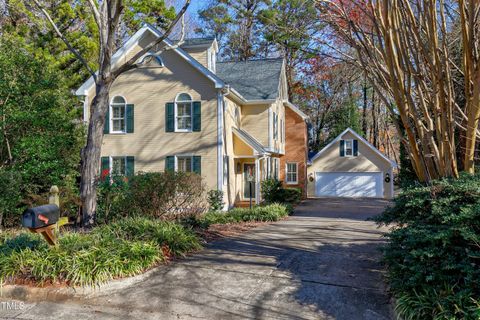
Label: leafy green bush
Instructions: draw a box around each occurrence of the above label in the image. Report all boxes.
[96,172,208,223]
[0,218,203,287]
[94,217,202,257]
[0,39,84,228]
[375,173,480,319]
[207,190,224,211]
[202,203,290,226]
[261,178,283,203]
[261,178,302,204]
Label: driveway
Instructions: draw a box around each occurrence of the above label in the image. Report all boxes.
[1,198,393,320]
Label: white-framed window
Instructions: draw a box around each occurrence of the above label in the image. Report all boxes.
[344,139,354,157]
[175,93,193,132]
[273,158,280,179]
[207,48,216,72]
[111,156,127,176]
[286,162,298,184]
[273,112,278,140]
[176,155,193,172]
[223,155,229,185]
[110,96,126,133]
[280,119,284,143]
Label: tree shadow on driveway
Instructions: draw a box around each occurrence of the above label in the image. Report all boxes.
[80,198,393,320]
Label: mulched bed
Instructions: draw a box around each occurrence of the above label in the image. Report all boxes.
[199,219,287,243]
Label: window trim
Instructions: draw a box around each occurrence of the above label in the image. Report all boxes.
[344,139,354,157]
[110,96,127,134]
[110,156,127,176]
[175,155,194,172]
[285,162,298,184]
[272,158,280,179]
[174,93,193,132]
[273,112,278,140]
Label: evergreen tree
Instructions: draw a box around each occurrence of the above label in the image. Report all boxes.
[0,38,84,227]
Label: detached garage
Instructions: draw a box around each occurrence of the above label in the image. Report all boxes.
[307,128,397,199]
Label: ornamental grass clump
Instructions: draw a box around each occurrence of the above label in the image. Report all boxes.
[94,217,202,257]
[202,203,290,225]
[0,231,162,287]
[0,217,204,287]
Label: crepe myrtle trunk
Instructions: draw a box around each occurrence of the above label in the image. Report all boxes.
[80,81,112,227]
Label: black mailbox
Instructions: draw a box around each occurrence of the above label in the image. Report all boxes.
[22,204,60,229]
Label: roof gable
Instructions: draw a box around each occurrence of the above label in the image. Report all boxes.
[310,128,397,167]
[76,24,224,95]
[216,58,284,101]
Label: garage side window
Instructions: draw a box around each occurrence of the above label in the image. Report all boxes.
[340,139,358,157]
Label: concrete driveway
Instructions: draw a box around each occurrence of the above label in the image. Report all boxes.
[1,198,393,320]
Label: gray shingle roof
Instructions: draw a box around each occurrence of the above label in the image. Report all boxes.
[180,37,215,48]
[216,58,284,101]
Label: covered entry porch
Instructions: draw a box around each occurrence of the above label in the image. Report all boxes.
[231,128,270,206]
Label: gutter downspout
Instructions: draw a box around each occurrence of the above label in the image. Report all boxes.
[217,90,224,193]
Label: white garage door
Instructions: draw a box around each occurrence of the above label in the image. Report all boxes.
[315,172,383,198]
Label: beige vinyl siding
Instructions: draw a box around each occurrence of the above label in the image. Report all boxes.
[307,132,393,198]
[241,104,270,147]
[183,48,208,69]
[98,48,219,190]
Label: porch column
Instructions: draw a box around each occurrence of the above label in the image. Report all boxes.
[255,157,260,204]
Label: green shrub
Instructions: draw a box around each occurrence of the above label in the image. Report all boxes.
[0,218,203,287]
[261,178,302,204]
[375,173,480,319]
[96,176,130,224]
[94,217,202,257]
[202,203,290,225]
[278,188,302,204]
[261,178,283,203]
[96,172,208,222]
[207,190,224,211]
[0,170,23,229]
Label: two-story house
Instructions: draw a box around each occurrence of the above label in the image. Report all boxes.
[76,24,308,208]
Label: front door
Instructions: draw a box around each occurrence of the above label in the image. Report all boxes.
[243,163,256,199]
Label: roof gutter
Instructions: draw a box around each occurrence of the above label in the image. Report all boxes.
[284,101,309,121]
[224,87,277,105]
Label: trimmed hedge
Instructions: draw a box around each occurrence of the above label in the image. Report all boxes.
[375,173,480,319]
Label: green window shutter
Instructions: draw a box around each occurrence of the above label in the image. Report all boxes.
[100,157,110,178]
[165,156,175,171]
[166,102,174,132]
[193,101,201,132]
[103,109,110,134]
[126,104,134,133]
[353,140,358,156]
[193,156,201,174]
[126,156,135,176]
[339,140,345,157]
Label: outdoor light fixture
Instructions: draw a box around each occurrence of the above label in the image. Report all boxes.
[236,162,241,173]
[385,173,391,183]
